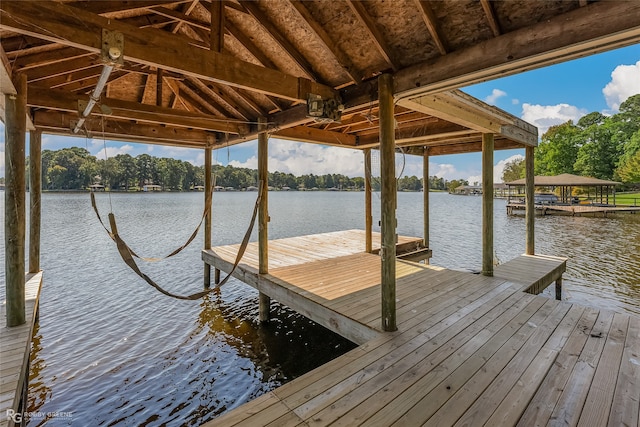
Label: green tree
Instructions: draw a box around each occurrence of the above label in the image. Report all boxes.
[616,150,640,183]
[535,121,580,175]
[446,179,468,193]
[501,158,525,182]
[574,114,622,179]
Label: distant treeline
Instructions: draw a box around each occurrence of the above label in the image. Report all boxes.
[21,147,464,192]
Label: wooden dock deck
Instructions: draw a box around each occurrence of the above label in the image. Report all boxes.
[507,203,640,216]
[202,232,638,427]
[1,272,43,427]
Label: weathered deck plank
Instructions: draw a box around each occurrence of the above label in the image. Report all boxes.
[201,231,636,427]
[0,272,43,427]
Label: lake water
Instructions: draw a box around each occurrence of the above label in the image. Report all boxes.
[1,191,639,426]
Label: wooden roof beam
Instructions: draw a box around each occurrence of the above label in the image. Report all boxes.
[28,86,249,135]
[66,1,190,16]
[241,0,321,82]
[186,76,249,120]
[346,0,398,72]
[178,80,228,116]
[413,0,448,55]
[398,90,537,146]
[148,6,210,32]
[33,110,212,148]
[288,0,363,85]
[394,1,640,99]
[0,47,35,130]
[274,126,358,148]
[0,1,336,102]
[480,0,501,37]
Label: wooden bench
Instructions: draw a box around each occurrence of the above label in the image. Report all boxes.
[494,254,567,300]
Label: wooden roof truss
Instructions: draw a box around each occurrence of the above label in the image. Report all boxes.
[2,0,639,155]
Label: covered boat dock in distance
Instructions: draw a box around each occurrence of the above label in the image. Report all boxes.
[506,173,640,216]
[3,1,640,425]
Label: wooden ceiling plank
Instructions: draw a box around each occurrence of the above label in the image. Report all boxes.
[28,86,248,134]
[241,0,320,82]
[225,21,278,70]
[414,0,448,55]
[480,0,501,37]
[394,1,640,99]
[141,72,157,104]
[274,126,357,148]
[288,0,362,84]
[0,1,336,102]
[346,0,397,71]
[33,110,211,148]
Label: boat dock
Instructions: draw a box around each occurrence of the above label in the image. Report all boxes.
[199,231,640,427]
[1,273,43,427]
[507,203,640,216]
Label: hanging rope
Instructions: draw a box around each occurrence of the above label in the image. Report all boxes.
[91,186,213,262]
[90,182,263,300]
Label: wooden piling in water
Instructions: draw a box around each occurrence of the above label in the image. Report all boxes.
[482,133,493,276]
[204,146,212,288]
[258,117,270,322]
[364,148,373,253]
[4,73,27,327]
[379,73,397,332]
[525,146,535,255]
[423,147,429,253]
[29,130,42,274]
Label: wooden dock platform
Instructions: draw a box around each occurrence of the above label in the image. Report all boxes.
[507,203,640,216]
[201,232,638,427]
[1,272,43,427]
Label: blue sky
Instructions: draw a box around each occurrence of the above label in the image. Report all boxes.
[1,45,639,183]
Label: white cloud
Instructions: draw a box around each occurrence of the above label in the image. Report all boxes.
[521,103,587,136]
[494,154,524,183]
[230,139,364,176]
[93,144,134,159]
[466,175,481,186]
[603,60,640,112]
[484,89,507,105]
[512,98,520,105]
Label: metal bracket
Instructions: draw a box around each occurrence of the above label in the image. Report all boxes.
[77,99,89,115]
[101,29,124,66]
[307,94,344,123]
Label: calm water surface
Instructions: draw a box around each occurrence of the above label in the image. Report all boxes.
[1,191,638,426]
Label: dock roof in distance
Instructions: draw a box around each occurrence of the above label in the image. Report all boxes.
[507,174,621,187]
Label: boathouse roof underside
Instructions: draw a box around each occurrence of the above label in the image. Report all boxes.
[2,1,639,155]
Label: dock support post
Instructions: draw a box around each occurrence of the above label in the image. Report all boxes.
[29,129,42,274]
[525,145,535,255]
[364,148,373,253]
[204,145,212,288]
[482,133,494,276]
[379,73,397,332]
[5,73,27,327]
[423,147,429,259]
[555,276,562,301]
[258,117,271,322]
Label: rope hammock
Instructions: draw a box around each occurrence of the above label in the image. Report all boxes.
[90,182,262,300]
